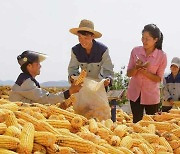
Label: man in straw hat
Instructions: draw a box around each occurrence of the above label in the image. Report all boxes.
[9,50,82,107]
[68,19,114,88]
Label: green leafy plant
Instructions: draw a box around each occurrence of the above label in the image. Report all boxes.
[110,66,130,106]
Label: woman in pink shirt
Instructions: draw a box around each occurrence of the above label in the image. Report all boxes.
[127,24,167,123]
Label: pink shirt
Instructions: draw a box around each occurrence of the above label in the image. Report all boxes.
[127,46,167,105]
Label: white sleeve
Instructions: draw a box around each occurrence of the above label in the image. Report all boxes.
[17,79,66,104]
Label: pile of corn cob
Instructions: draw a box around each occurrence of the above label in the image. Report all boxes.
[0,98,180,154]
[0,86,10,99]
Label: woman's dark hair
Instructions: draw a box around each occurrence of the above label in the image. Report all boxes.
[142,24,163,50]
[78,30,94,36]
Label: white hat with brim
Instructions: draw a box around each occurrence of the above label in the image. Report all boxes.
[18,51,48,67]
[38,53,48,62]
[69,19,102,38]
[171,57,180,68]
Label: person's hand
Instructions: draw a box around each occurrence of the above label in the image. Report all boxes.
[69,82,83,95]
[138,67,148,75]
[104,78,110,87]
[70,75,75,84]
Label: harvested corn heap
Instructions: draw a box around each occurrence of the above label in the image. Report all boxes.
[0,98,180,154]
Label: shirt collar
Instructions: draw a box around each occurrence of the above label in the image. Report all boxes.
[140,47,158,58]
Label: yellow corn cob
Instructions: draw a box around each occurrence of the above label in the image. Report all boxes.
[34,131,56,146]
[132,123,150,133]
[28,106,41,112]
[89,118,98,133]
[140,133,159,144]
[138,121,176,131]
[71,116,83,129]
[0,95,9,99]
[142,114,154,121]
[0,103,18,112]
[172,128,180,137]
[159,137,173,153]
[169,140,180,150]
[17,122,35,154]
[108,135,121,146]
[47,106,87,123]
[64,94,77,107]
[131,147,144,154]
[113,124,128,137]
[162,131,179,141]
[44,119,71,129]
[139,143,155,154]
[96,150,106,154]
[74,69,87,85]
[101,143,124,154]
[32,112,46,120]
[0,135,20,150]
[96,127,110,140]
[132,139,144,147]
[17,118,27,126]
[153,113,175,122]
[21,108,34,116]
[0,123,7,134]
[5,111,18,127]
[147,124,156,134]
[47,144,76,154]
[104,119,113,129]
[14,111,41,131]
[151,143,168,153]
[174,147,180,154]
[57,128,82,140]
[56,135,95,153]
[33,152,45,154]
[0,109,7,123]
[118,147,134,154]
[0,98,10,104]
[0,148,17,154]
[97,122,113,134]
[39,121,60,135]
[80,125,91,133]
[94,144,109,154]
[32,143,46,154]
[77,131,99,143]
[129,133,154,150]
[4,126,21,138]
[32,103,48,113]
[120,136,133,149]
[48,114,65,120]
[169,109,180,114]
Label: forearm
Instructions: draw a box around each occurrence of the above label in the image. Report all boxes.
[127,67,138,77]
[143,71,161,82]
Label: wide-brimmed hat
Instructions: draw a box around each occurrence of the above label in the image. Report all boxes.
[17,50,47,67]
[69,19,102,38]
[171,57,180,68]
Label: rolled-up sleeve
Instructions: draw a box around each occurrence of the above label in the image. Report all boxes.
[16,79,66,104]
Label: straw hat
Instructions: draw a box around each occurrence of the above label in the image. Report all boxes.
[69,19,102,38]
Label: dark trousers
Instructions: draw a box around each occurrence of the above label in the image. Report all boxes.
[130,96,159,123]
[162,106,172,112]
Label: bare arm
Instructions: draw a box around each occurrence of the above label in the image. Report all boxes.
[127,66,139,77]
